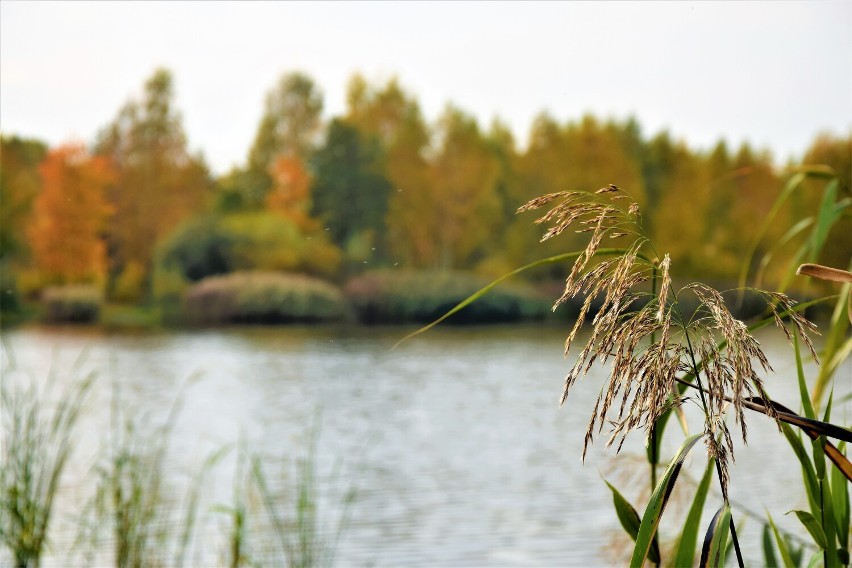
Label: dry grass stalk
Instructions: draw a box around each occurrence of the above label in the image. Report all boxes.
[518,185,820,497]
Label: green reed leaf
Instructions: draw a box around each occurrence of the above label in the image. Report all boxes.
[674,459,715,567]
[794,330,816,420]
[782,423,821,517]
[831,442,849,553]
[806,550,824,568]
[604,480,660,564]
[630,433,703,568]
[699,504,731,568]
[788,510,827,550]
[763,523,780,568]
[822,477,839,568]
[810,179,840,261]
[393,248,641,349]
[768,513,796,568]
[739,171,807,290]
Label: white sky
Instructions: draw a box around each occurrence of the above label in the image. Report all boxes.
[1,1,850,175]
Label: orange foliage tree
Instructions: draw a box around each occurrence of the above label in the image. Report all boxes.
[266,155,315,231]
[27,144,113,284]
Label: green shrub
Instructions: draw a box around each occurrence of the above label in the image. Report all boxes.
[156,212,342,285]
[343,269,551,324]
[41,285,102,323]
[183,271,346,325]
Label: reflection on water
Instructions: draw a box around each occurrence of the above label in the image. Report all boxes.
[1,324,849,566]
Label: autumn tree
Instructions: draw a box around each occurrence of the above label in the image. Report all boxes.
[0,136,47,263]
[266,154,313,229]
[96,68,211,299]
[426,106,502,269]
[238,72,324,207]
[27,144,113,284]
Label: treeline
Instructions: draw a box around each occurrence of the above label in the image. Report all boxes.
[1,68,850,320]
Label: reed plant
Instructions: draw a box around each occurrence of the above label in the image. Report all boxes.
[404,169,850,567]
[217,422,357,568]
[80,380,223,568]
[0,354,94,568]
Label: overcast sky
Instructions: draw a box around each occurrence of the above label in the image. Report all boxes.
[1,1,850,175]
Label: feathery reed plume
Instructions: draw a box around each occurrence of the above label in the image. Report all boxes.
[518,185,819,498]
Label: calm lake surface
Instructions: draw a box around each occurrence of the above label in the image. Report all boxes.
[1,323,849,567]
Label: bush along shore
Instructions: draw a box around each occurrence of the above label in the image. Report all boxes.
[5,268,806,329]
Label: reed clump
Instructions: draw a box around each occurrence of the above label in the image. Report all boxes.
[0,363,94,568]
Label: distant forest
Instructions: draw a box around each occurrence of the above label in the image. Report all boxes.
[2,68,850,307]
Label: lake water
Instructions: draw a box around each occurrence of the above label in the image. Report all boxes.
[1,324,849,567]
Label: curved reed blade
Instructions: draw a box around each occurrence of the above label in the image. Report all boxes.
[392,248,633,349]
[699,504,732,568]
[674,459,716,567]
[788,510,828,550]
[767,513,797,568]
[745,397,852,481]
[604,480,660,564]
[738,171,808,291]
[630,433,703,568]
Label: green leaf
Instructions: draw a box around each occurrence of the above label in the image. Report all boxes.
[788,510,827,549]
[604,480,661,564]
[699,504,731,568]
[810,179,840,261]
[768,513,796,568]
[831,442,849,550]
[782,423,821,517]
[739,171,807,290]
[794,330,816,420]
[807,550,825,568]
[754,217,814,289]
[674,459,715,567]
[822,478,839,568]
[630,433,703,568]
[763,523,779,568]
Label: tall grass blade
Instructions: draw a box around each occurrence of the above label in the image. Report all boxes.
[814,283,851,408]
[806,550,824,568]
[699,504,731,568]
[821,477,839,568]
[754,217,814,289]
[763,523,780,567]
[174,445,231,568]
[738,171,807,291]
[747,398,852,480]
[673,459,715,567]
[794,330,816,420]
[781,423,821,516]
[831,442,849,559]
[768,513,797,568]
[604,480,660,564]
[809,179,841,261]
[392,248,637,348]
[788,510,828,550]
[630,433,703,568]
